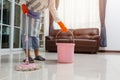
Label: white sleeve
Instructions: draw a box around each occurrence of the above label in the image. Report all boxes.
[48,0,60,23]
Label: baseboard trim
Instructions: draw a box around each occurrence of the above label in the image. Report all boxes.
[99,50,120,53]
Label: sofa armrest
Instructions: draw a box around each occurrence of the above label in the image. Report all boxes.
[45,36,54,40]
[91,35,100,51]
[91,35,100,45]
[91,35,100,39]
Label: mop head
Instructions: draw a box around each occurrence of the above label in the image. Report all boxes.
[15,63,41,71]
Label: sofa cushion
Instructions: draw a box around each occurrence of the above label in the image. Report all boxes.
[74,35,91,39]
[75,39,97,47]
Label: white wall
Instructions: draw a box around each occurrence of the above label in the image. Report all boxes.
[105,0,120,51]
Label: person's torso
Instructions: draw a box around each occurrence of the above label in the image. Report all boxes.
[22,0,50,37]
[26,0,49,12]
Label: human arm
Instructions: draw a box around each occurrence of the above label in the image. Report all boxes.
[48,0,68,32]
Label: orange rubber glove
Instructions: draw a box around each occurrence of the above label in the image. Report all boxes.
[58,21,68,32]
[22,4,28,14]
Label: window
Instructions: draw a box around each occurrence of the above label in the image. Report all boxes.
[0,0,22,50]
[0,0,11,48]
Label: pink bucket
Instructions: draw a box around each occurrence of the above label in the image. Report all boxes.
[56,43,75,63]
[56,30,75,63]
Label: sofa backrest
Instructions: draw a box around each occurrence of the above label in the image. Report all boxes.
[49,28,99,39]
[50,29,73,37]
[50,29,60,37]
[73,28,99,36]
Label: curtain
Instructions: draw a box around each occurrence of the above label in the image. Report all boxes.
[53,0,100,29]
[49,0,59,35]
[99,0,107,47]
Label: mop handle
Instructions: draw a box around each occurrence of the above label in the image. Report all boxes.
[25,13,29,64]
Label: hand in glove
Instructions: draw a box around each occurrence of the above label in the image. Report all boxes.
[22,4,28,15]
[58,21,68,32]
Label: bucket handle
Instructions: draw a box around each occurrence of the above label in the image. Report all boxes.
[55,30,75,43]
